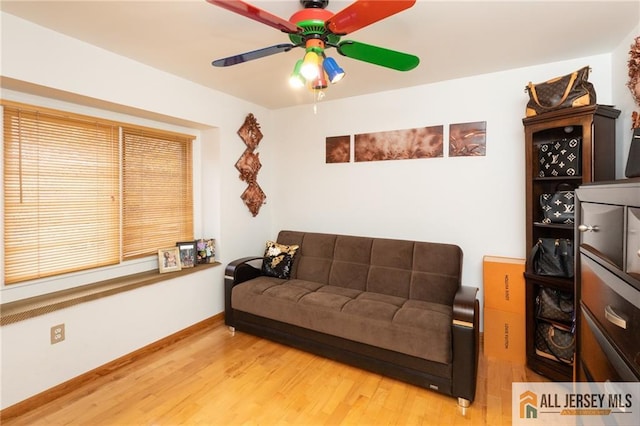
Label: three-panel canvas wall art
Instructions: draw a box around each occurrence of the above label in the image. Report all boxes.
[326,121,487,164]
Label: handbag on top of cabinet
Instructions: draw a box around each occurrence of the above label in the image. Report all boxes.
[525,66,596,117]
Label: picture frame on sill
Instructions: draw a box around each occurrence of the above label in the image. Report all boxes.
[196,238,216,264]
[158,247,181,273]
[176,241,196,268]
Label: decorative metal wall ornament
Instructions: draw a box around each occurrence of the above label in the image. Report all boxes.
[628,35,640,128]
[236,113,266,216]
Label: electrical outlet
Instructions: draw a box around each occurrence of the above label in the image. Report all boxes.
[50,324,65,344]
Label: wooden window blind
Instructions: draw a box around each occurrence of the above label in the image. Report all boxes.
[3,104,120,284]
[122,127,194,259]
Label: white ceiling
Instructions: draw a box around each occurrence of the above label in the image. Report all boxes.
[2,0,639,109]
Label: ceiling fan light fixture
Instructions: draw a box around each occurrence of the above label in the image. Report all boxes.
[300,51,321,80]
[323,57,345,84]
[311,71,328,90]
[289,59,306,88]
[208,0,421,101]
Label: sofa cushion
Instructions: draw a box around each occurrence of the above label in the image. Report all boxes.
[276,231,462,305]
[262,240,299,279]
[410,242,462,305]
[343,296,400,321]
[327,235,373,291]
[232,278,453,364]
[294,233,336,284]
[299,290,354,311]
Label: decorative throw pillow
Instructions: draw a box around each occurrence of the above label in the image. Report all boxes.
[262,240,299,279]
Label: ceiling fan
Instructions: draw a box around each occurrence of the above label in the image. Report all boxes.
[206,0,420,92]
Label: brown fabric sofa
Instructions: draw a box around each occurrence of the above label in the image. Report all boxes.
[224,230,479,406]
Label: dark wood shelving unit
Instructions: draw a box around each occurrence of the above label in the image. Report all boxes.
[523,105,620,381]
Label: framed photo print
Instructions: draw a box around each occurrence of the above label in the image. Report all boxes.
[197,238,216,264]
[158,247,181,273]
[176,241,196,268]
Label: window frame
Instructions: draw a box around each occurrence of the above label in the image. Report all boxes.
[2,99,197,287]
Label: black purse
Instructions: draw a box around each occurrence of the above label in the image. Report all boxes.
[537,138,581,177]
[540,190,575,224]
[529,238,574,278]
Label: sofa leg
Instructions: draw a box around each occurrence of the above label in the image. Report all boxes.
[228,326,235,336]
[457,397,470,408]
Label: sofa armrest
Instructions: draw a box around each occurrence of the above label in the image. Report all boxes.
[224,257,264,327]
[451,285,479,404]
[225,256,265,285]
[452,285,478,328]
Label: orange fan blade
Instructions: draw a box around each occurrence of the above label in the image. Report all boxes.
[206,0,301,34]
[326,0,416,35]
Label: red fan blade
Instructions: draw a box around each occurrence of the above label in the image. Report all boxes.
[327,0,416,35]
[206,0,301,34]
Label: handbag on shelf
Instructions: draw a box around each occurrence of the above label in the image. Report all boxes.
[538,137,582,177]
[525,66,596,117]
[535,321,575,364]
[540,189,575,224]
[625,128,640,178]
[536,287,574,323]
[528,238,574,278]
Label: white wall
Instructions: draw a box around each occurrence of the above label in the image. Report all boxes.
[0,271,219,409]
[0,12,275,410]
[270,55,615,311]
[0,10,633,412]
[612,24,640,177]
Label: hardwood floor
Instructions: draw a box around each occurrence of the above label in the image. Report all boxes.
[1,318,548,425]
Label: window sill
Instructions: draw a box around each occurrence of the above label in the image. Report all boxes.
[0,262,221,326]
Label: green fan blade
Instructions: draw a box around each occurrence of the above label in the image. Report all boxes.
[337,40,419,71]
